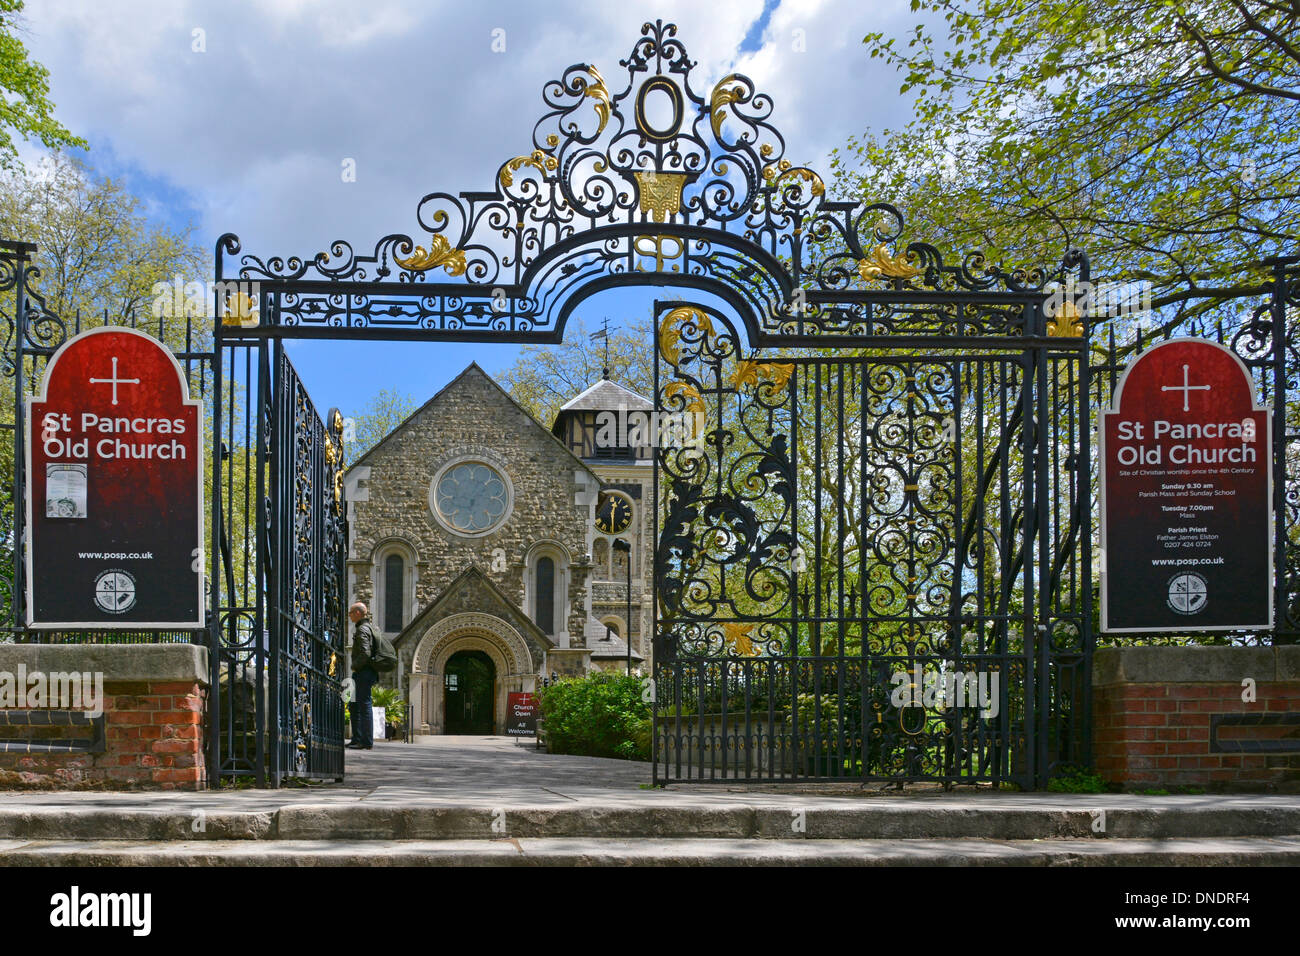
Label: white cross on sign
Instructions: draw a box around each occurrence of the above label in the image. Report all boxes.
[88,356,140,406]
[1161,363,1211,412]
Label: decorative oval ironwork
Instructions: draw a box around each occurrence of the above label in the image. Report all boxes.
[635,75,684,142]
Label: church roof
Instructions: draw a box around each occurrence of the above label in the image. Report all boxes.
[391,564,553,661]
[584,616,644,661]
[558,378,653,414]
[346,362,600,485]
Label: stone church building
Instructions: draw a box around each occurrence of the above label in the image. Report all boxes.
[342,363,652,735]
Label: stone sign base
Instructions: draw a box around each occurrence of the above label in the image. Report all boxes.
[0,643,207,790]
[1094,645,1300,791]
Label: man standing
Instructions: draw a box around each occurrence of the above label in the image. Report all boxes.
[348,602,378,750]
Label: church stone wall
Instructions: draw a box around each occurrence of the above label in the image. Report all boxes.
[347,367,596,654]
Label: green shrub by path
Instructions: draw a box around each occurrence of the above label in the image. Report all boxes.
[371,686,406,728]
[1046,765,1109,794]
[536,671,650,761]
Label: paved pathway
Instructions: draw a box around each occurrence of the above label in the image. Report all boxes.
[0,736,1297,815]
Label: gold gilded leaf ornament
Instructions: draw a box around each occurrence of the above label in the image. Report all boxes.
[394,234,468,276]
[222,290,258,327]
[584,64,611,134]
[1047,300,1084,337]
[857,243,922,282]
[731,359,794,391]
[722,622,757,656]
[500,149,559,189]
[658,306,715,364]
[663,381,706,417]
[709,74,748,139]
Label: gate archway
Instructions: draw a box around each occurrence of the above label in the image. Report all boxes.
[209,19,1093,787]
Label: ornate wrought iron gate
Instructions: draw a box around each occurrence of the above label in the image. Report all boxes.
[653,302,1092,787]
[204,20,1101,787]
[209,335,346,786]
[4,22,1293,791]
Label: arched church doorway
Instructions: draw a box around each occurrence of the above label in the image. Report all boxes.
[444,650,496,735]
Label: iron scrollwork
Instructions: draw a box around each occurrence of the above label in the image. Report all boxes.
[218,20,1088,345]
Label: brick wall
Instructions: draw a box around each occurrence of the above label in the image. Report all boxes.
[0,645,208,791]
[1094,646,1300,791]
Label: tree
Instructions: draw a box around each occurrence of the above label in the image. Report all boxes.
[0,154,208,630]
[836,0,1299,335]
[0,153,207,330]
[345,388,420,461]
[498,317,654,427]
[0,0,83,169]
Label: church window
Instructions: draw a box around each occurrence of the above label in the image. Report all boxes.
[372,540,417,636]
[535,556,555,634]
[429,459,513,537]
[383,553,404,633]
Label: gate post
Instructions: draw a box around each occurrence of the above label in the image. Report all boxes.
[1268,256,1298,643]
[5,241,36,642]
[1032,306,1052,790]
[207,255,224,787]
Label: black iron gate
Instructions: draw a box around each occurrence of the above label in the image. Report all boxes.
[3,23,1294,790]
[209,331,346,786]
[652,301,1092,787]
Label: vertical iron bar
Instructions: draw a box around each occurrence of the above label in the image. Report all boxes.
[11,245,28,638]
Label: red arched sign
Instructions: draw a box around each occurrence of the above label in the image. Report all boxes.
[1101,338,1272,632]
[25,328,203,628]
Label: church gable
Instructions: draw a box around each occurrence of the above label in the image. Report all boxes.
[395,565,552,670]
[350,362,597,482]
[346,363,601,654]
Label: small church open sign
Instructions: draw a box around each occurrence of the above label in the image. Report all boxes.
[507,693,537,736]
[1101,338,1272,632]
[25,327,203,628]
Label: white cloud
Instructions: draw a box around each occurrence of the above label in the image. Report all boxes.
[21,0,911,259]
[15,0,920,408]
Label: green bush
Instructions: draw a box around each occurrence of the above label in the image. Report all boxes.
[537,671,650,761]
[1046,765,1108,793]
[344,686,406,730]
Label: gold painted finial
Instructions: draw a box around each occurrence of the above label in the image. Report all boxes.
[1047,300,1084,337]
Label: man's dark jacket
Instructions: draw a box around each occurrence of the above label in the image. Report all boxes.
[352,619,378,672]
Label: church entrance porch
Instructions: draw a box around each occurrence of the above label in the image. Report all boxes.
[445,650,495,735]
[408,614,538,736]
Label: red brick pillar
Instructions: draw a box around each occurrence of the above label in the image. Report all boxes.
[1093,646,1300,791]
[0,644,209,791]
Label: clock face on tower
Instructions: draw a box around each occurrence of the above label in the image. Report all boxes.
[595,492,633,535]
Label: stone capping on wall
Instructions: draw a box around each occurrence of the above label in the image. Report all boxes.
[0,642,208,682]
[1094,645,1300,685]
[0,642,209,790]
[1093,644,1300,791]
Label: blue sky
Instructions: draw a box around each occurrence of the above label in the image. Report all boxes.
[18,0,916,419]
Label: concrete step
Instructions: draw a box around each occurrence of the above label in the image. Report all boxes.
[1,802,1298,842]
[3,835,1299,866]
